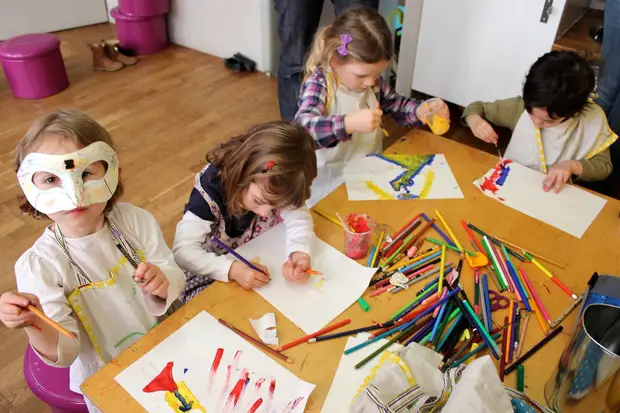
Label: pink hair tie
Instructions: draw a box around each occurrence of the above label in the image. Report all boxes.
[337,34,352,56]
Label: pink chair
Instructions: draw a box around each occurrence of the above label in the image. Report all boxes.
[23,344,88,413]
[111,7,168,55]
[0,33,69,99]
[119,0,170,17]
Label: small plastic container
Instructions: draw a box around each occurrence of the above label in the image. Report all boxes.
[343,213,376,260]
[423,98,450,135]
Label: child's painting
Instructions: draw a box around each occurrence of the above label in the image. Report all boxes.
[343,154,463,201]
[115,311,315,412]
[474,160,607,238]
[235,224,377,334]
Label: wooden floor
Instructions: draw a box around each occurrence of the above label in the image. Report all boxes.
[0,23,574,412]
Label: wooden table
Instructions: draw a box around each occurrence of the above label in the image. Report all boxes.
[82,129,620,412]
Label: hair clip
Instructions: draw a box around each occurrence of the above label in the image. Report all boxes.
[64,159,75,170]
[262,160,276,173]
[337,34,352,56]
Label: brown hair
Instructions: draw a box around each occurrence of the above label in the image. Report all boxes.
[207,120,317,216]
[304,6,393,79]
[13,109,124,219]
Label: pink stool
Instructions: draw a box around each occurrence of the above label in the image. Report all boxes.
[0,33,69,99]
[23,344,88,413]
[119,0,170,17]
[111,7,168,55]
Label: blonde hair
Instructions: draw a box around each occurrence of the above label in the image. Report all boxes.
[207,121,317,216]
[304,6,393,79]
[14,109,124,219]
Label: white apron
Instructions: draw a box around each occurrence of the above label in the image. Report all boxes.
[307,75,384,207]
[504,102,617,173]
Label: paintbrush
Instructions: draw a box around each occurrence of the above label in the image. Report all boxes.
[494,143,503,162]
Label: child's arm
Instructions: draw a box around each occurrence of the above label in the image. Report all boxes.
[281,207,314,284]
[377,77,424,126]
[579,148,613,181]
[12,254,81,367]
[462,97,525,130]
[294,70,350,148]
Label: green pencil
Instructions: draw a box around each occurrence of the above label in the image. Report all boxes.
[427,237,476,256]
[354,322,418,369]
[481,236,508,290]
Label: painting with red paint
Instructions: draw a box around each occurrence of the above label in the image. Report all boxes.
[474,160,606,238]
[115,311,315,412]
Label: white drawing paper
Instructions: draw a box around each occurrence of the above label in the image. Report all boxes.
[321,333,403,412]
[235,224,377,333]
[343,154,463,201]
[115,311,315,413]
[473,160,607,238]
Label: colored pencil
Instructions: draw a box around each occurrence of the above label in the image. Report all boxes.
[520,269,552,324]
[500,245,520,296]
[516,313,530,358]
[449,332,502,368]
[524,285,549,334]
[517,365,525,392]
[406,239,424,258]
[219,319,293,364]
[382,247,439,274]
[390,277,440,320]
[438,244,447,294]
[550,295,584,329]
[474,271,480,316]
[212,237,269,276]
[524,252,577,300]
[482,236,508,290]
[370,264,435,297]
[434,209,464,252]
[374,255,441,288]
[509,302,517,363]
[391,267,442,295]
[421,213,455,247]
[278,318,351,351]
[466,223,525,261]
[481,274,492,331]
[437,312,463,352]
[27,305,72,338]
[367,246,376,267]
[312,208,341,227]
[505,259,532,312]
[381,215,421,254]
[493,236,565,269]
[494,243,514,292]
[387,252,441,276]
[460,220,485,255]
[354,322,419,369]
[427,237,475,256]
[505,326,564,375]
[310,323,388,343]
[500,316,509,381]
[371,231,385,267]
[505,301,514,365]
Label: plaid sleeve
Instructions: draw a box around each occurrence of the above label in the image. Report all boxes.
[294,69,350,149]
[377,77,423,126]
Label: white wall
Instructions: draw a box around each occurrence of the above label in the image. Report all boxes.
[105,0,119,22]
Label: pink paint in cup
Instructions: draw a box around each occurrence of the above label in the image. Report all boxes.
[343,213,375,260]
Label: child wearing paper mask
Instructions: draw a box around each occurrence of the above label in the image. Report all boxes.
[463,51,618,193]
[294,6,449,207]
[172,121,318,302]
[0,110,185,413]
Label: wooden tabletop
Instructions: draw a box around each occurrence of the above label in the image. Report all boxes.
[82,129,620,412]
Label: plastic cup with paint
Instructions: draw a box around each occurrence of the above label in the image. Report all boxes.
[343,213,376,260]
[423,98,450,135]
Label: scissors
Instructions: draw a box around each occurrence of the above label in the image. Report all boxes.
[488,290,510,311]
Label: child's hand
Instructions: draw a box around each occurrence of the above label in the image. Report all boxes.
[416,99,450,124]
[134,263,170,299]
[0,292,41,329]
[229,261,270,289]
[465,114,498,144]
[282,252,311,284]
[543,160,582,193]
[344,108,383,134]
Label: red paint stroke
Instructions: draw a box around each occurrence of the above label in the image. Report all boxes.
[282,397,305,413]
[248,398,263,413]
[480,160,512,194]
[347,213,371,233]
[143,361,177,393]
[255,378,265,391]
[234,349,243,363]
[269,378,276,396]
[210,348,224,378]
[226,369,249,407]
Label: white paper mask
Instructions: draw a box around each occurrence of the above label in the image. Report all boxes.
[17,141,119,214]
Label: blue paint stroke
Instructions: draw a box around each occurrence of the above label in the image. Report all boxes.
[183,368,188,374]
[367,154,435,194]
[496,164,510,186]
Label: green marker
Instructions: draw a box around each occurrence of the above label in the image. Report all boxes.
[357,297,371,312]
[517,364,525,392]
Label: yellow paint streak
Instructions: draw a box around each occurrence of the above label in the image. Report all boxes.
[418,170,435,199]
[365,181,394,200]
[164,382,206,413]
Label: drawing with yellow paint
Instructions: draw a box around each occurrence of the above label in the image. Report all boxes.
[343,154,464,201]
[143,361,206,413]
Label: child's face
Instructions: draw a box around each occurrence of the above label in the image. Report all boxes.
[30,135,108,230]
[528,107,566,129]
[332,59,390,93]
[242,182,275,218]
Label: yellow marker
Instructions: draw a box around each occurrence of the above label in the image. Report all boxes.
[434,209,464,252]
[437,244,446,294]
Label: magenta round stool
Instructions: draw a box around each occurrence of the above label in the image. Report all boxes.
[119,0,169,17]
[111,7,168,55]
[23,344,88,413]
[0,33,69,99]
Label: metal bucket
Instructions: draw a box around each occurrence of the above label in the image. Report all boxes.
[545,274,620,412]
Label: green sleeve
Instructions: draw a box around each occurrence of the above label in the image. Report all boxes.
[579,148,613,181]
[461,97,525,131]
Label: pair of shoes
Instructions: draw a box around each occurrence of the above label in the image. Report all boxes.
[224,53,256,72]
[89,40,137,72]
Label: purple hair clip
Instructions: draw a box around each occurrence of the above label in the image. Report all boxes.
[337,34,352,56]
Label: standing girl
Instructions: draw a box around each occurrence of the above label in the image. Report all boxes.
[295,6,449,206]
[172,121,318,302]
[0,110,185,412]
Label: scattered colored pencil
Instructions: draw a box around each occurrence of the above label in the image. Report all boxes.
[212,237,269,276]
[354,323,419,369]
[310,323,387,343]
[504,257,532,312]
[427,237,475,256]
[312,208,341,227]
[381,215,421,254]
[449,332,502,368]
[524,252,578,300]
[516,313,530,358]
[367,246,376,267]
[505,326,564,375]
[517,365,525,392]
[438,244,447,294]
[474,271,480,316]
[466,223,525,261]
[482,236,508,290]
[520,268,552,324]
[434,209,464,252]
[493,236,565,269]
[460,220,485,254]
[482,273,492,331]
[278,318,351,351]
[371,231,385,267]
[27,305,72,338]
[422,213,455,247]
[500,316,509,381]
[509,302,517,363]
[219,319,293,364]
